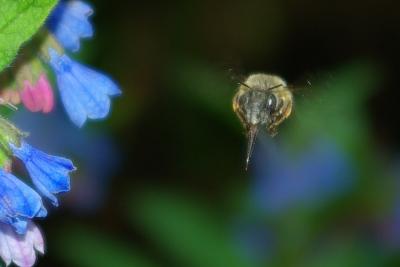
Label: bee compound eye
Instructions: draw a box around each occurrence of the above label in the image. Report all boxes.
[238,93,250,108]
[266,94,277,111]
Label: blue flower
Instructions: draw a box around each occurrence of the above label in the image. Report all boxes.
[0,169,46,234]
[10,141,75,206]
[47,0,93,52]
[253,138,354,214]
[48,49,121,127]
[12,109,120,212]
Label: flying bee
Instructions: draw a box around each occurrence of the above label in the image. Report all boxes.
[232,73,293,169]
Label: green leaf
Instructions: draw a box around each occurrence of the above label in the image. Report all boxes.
[0,0,57,72]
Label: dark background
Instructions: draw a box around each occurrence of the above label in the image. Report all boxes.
[27,0,400,266]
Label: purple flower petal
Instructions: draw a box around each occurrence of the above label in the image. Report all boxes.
[0,222,44,267]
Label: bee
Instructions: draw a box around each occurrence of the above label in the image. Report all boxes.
[233,73,293,169]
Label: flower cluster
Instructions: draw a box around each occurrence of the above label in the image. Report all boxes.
[1,0,121,128]
[0,117,75,267]
[45,0,121,127]
[0,1,121,266]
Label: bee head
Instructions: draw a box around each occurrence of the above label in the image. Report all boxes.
[238,89,277,127]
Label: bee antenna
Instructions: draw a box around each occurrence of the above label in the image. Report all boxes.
[238,81,252,89]
[268,84,283,90]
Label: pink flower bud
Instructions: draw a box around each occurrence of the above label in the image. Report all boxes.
[20,81,42,112]
[20,75,54,113]
[36,75,54,113]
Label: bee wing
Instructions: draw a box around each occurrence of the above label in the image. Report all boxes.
[285,74,318,101]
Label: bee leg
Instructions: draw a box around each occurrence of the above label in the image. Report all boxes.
[267,125,278,137]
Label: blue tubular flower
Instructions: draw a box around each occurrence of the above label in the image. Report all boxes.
[47,0,93,52]
[48,49,121,127]
[0,169,46,234]
[10,141,75,207]
[13,109,120,212]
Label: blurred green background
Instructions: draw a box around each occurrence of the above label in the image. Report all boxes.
[26,0,400,266]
